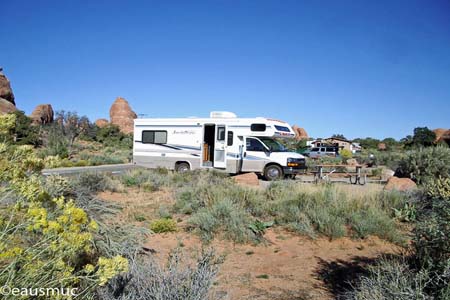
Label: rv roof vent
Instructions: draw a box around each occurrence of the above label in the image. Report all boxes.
[210,111,237,118]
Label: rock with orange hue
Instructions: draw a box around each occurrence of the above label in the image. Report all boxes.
[109,97,137,134]
[433,128,450,143]
[0,72,15,106]
[378,142,386,151]
[291,125,308,141]
[30,104,54,125]
[384,176,417,192]
[95,118,109,128]
[0,98,17,114]
[234,172,259,186]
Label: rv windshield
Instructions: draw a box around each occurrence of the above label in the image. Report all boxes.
[258,137,287,152]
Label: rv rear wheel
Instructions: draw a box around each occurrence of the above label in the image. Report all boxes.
[175,162,190,173]
[264,165,283,181]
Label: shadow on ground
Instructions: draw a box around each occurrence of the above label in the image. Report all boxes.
[315,254,401,299]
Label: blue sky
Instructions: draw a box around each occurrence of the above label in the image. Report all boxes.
[1,0,449,139]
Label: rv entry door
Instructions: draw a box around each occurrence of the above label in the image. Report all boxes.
[214,125,227,168]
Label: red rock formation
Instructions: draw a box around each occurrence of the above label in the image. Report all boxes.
[234,173,259,186]
[109,97,137,134]
[291,125,308,141]
[30,104,54,125]
[0,72,15,106]
[95,118,109,128]
[433,128,450,143]
[0,98,17,114]
[0,70,17,114]
[384,177,417,192]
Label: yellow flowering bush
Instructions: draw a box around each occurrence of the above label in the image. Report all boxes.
[0,114,129,299]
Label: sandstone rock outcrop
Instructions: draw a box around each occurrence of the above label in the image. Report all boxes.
[234,172,259,186]
[110,97,137,134]
[384,176,417,192]
[0,71,15,106]
[30,104,54,125]
[95,118,109,128]
[433,128,450,144]
[0,98,17,114]
[0,70,17,114]
[292,125,308,141]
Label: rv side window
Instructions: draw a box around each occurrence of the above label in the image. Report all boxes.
[250,123,266,132]
[217,126,226,141]
[274,125,290,132]
[227,131,233,146]
[142,130,167,144]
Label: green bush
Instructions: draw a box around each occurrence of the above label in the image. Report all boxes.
[150,218,177,233]
[397,147,450,184]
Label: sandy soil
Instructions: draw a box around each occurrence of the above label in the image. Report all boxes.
[99,187,400,300]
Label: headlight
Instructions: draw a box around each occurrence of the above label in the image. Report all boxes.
[287,158,299,167]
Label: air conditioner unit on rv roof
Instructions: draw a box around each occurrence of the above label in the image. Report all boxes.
[210,111,237,118]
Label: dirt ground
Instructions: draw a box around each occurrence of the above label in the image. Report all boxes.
[99,187,400,300]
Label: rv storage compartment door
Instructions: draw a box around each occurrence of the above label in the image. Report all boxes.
[214,125,227,168]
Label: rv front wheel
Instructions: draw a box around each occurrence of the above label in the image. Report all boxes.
[264,165,283,181]
[175,162,190,173]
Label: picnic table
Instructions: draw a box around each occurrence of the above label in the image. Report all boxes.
[313,164,366,185]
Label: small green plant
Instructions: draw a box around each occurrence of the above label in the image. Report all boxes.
[150,218,177,233]
[248,219,274,236]
[256,274,269,279]
[392,202,416,222]
[134,214,146,222]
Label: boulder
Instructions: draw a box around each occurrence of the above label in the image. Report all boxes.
[95,118,109,128]
[30,104,54,125]
[291,125,308,141]
[0,98,17,114]
[109,97,137,134]
[234,173,259,186]
[384,176,417,192]
[382,168,395,180]
[0,72,15,106]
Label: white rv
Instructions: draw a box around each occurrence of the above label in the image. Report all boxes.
[133,111,306,180]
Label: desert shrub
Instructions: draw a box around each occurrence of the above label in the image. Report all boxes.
[42,124,70,158]
[95,124,132,149]
[97,249,222,300]
[88,155,125,166]
[0,140,128,299]
[150,218,177,233]
[397,147,450,184]
[189,198,256,243]
[71,172,117,193]
[10,110,41,146]
[344,258,431,300]
[265,181,407,243]
[424,176,450,200]
[413,195,450,287]
[340,149,353,161]
[174,176,407,243]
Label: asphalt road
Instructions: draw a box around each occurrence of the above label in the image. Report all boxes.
[41,163,138,176]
